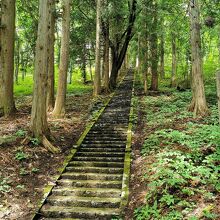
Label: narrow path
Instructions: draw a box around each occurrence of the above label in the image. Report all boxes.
[35,70,134,219]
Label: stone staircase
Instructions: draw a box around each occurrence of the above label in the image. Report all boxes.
[36,71,133,219]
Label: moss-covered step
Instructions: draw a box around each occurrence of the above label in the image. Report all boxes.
[57,179,122,188]
[60,172,123,181]
[46,196,121,208]
[65,166,124,174]
[40,206,120,219]
[73,156,124,162]
[68,161,124,168]
[52,187,121,198]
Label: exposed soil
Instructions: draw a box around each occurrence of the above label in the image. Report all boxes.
[0,92,107,220]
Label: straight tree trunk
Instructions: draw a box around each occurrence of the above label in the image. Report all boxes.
[216,72,220,125]
[93,0,102,96]
[189,0,208,116]
[103,22,110,92]
[218,25,220,67]
[53,0,71,117]
[171,33,177,87]
[68,60,73,84]
[0,0,16,116]
[82,43,87,84]
[160,32,165,79]
[47,0,56,110]
[149,3,158,91]
[143,38,149,95]
[14,34,20,85]
[31,0,60,153]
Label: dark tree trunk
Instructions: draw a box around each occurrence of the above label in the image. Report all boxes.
[108,0,137,90]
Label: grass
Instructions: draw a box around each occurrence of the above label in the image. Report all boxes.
[14,66,93,97]
[134,73,220,219]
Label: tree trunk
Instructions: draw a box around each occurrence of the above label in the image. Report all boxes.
[143,38,149,95]
[109,0,137,90]
[171,33,177,87]
[31,0,60,153]
[218,25,220,67]
[103,21,110,92]
[53,0,71,117]
[14,34,20,85]
[0,0,16,116]
[189,0,208,116]
[216,72,220,125]
[149,3,158,91]
[68,60,73,84]
[93,0,102,96]
[160,31,165,79]
[82,43,87,84]
[47,0,56,110]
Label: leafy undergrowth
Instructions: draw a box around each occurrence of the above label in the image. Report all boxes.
[134,82,220,220]
[0,88,110,219]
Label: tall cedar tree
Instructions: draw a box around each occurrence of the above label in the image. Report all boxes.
[31,0,60,153]
[0,0,16,116]
[53,0,71,117]
[189,0,208,115]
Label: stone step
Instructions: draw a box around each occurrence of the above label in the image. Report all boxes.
[57,179,122,188]
[73,156,124,162]
[41,206,120,219]
[78,147,126,152]
[52,187,121,198]
[84,136,126,141]
[61,172,123,181]
[69,161,124,168]
[65,166,124,174]
[80,143,126,148]
[75,152,125,157]
[46,196,121,208]
[82,140,125,144]
[42,218,81,220]
[89,131,127,137]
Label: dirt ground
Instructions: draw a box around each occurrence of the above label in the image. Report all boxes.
[0,92,101,220]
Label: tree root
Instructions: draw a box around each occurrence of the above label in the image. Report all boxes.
[42,135,61,154]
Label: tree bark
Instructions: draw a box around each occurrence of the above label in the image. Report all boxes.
[102,20,110,92]
[0,0,16,116]
[31,0,60,153]
[216,72,220,125]
[53,0,71,117]
[189,0,208,116]
[82,43,87,84]
[149,3,158,91]
[171,33,177,87]
[47,0,56,110]
[109,0,137,90]
[14,34,20,85]
[160,31,165,79]
[93,0,102,96]
[31,0,51,141]
[143,37,149,95]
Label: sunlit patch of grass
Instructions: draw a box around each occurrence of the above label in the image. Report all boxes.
[14,66,93,97]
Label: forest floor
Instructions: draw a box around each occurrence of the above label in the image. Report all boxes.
[0,89,110,220]
[125,76,220,220]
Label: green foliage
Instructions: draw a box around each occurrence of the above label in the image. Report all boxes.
[15,129,27,137]
[19,168,29,176]
[31,167,39,173]
[0,177,11,193]
[30,138,40,146]
[136,80,220,219]
[15,151,29,161]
